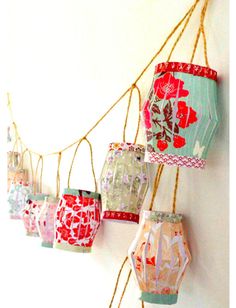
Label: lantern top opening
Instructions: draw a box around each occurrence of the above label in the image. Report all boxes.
[27,193,49,201]
[155,62,217,81]
[109,142,145,153]
[63,188,101,200]
[143,210,183,223]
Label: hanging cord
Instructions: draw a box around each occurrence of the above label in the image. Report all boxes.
[16,148,34,184]
[172,167,180,214]
[6,0,200,157]
[167,0,200,61]
[56,152,62,198]
[67,137,97,192]
[123,84,141,144]
[141,300,145,308]
[109,256,128,308]
[117,269,132,308]
[149,164,165,211]
[34,155,44,194]
[190,0,210,66]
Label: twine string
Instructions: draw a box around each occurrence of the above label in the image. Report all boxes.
[123,84,142,144]
[117,269,132,308]
[149,164,165,211]
[67,137,97,192]
[141,300,145,308]
[56,152,62,198]
[167,0,200,61]
[34,155,44,194]
[172,167,180,214]
[190,0,210,66]
[109,256,128,308]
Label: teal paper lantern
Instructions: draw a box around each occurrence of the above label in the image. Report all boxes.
[142,62,219,169]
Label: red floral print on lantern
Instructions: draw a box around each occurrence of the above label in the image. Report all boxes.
[173,135,186,148]
[57,224,71,241]
[63,195,77,207]
[143,100,152,129]
[157,140,168,151]
[176,101,198,128]
[153,72,189,100]
[78,196,94,206]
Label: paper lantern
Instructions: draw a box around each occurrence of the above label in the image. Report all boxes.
[7,167,28,192]
[7,181,32,219]
[128,210,191,305]
[22,193,48,236]
[54,189,101,253]
[142,62,219,169]
[100,142,149,224]
[36,196,59,248]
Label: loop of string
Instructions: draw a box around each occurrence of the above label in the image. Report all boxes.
[149,164,165,211]
[118,269,132,308]
[6,0,201,158]
[167,0,200,61]
[172,167,180,214]
[190,0,210,66]
[34,155,44,194]
[123,84,141,144]
[56,152,62,198]
[16,148,34,184]
[67,137,97,192]
[109,256,128,308]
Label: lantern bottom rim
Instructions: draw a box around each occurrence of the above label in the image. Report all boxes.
[54,242,92,253]
[145,151,206,169]
[103,210,139,224]
[42,241,53,248]
[140,292,178,305]
[26,231,39,237]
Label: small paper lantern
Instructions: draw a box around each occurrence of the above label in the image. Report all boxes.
[7,181,32,219]
[142,62,219,169]
[22,193,48,236]
[128,210,191,305]
[100,142,149,224]
[36,196,59,248]
[54,189,101,253]
[7,167,28,192]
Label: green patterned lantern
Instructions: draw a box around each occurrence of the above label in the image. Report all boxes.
[142,62,219,169]
[100,142,149,224]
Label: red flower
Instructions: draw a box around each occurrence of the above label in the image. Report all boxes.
[176,101,197,128]
[63,195,77,207]
[78,196,94,206]
[157,140,168,151]
[73,224,92,240]
[57,225,71,241]
[68,238,76,245]
[142,100,152,129]
[154,73,189,100]
[146,256,156,266]
[173,135,186,148]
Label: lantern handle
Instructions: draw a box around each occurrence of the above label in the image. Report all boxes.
[34,155,44,194]
[149,164,165,211]
[123,84,141,144]
[67,137,97,192]
[56,152,62,198]
[15,148,34,184]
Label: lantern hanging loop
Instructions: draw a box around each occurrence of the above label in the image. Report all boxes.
[56,152,62,198]
[118,269,132,308]
[34,155,44,194]
[172,167,180,214]
[123,84,141,144]
[149,164,165,211]
[67,136,97,192]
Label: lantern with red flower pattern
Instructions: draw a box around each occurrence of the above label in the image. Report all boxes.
[142,62,219,169]
[54,138,101,253]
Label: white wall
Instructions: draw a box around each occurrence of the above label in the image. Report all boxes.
[1,0,228,307]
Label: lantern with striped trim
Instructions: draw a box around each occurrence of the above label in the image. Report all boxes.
[54,137,101,253]
[36,196,59,248]
[128,210,191,305]
[142,62,219,169]
[100,142,149,224]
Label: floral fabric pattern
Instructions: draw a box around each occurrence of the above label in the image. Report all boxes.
[7,181,32,219]
[100,142,149,224]
[54,190,101,252]
[37,197,59,247]
[22,194,47,236]
[128,211,191,304]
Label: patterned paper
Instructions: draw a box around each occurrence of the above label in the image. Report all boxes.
[54,189,101,253]
[100,142,149,224]
[37,196,59,248]
[22,194,48,236]
[142,62,219,169]
[129,211,191,305]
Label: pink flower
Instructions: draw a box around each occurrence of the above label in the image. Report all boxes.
[143,100,152,129]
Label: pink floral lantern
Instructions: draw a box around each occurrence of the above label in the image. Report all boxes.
[36,196,59,248]
[54,137,101,253]
[22,193,48,236]
[142,62,219,169]
[128,210,191,305]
